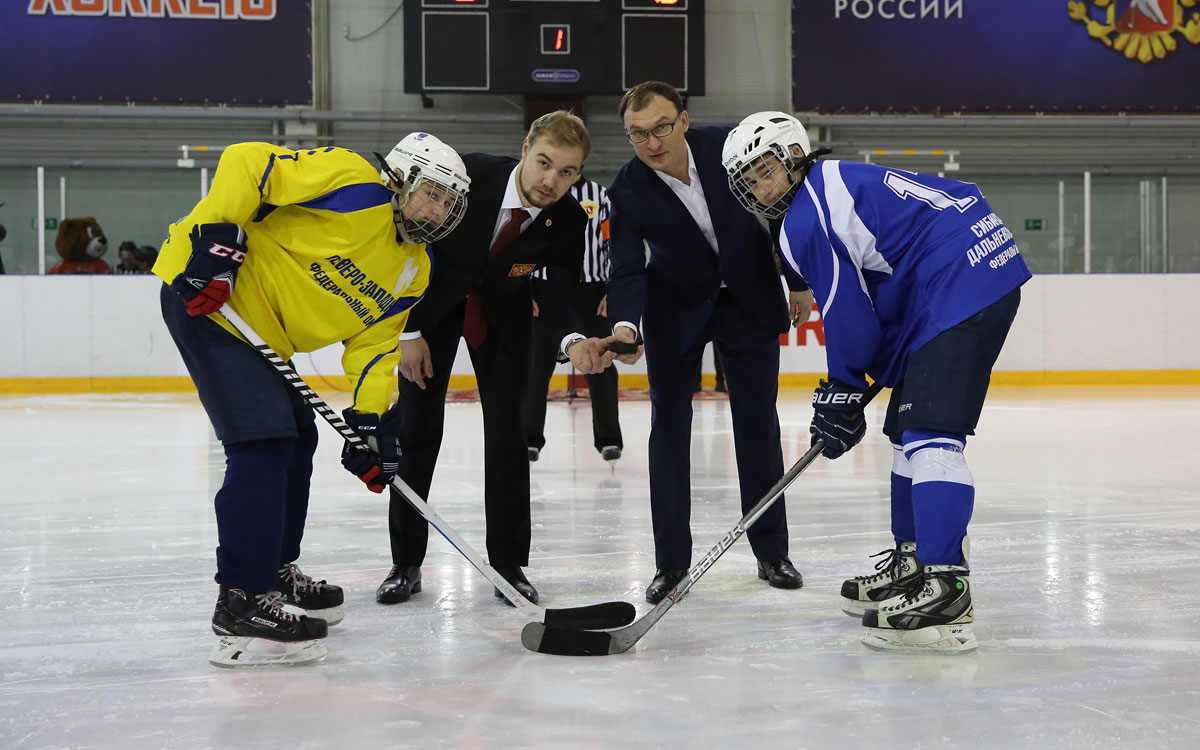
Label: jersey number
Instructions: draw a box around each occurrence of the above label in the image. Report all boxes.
[884,171,978,213]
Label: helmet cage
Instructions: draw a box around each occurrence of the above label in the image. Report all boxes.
[394,175,468,244]
[727,142,804,222]
[374,149,469,244]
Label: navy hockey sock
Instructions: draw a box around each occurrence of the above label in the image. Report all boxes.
[214,437,295,591]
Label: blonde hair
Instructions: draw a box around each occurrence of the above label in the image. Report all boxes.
[526,110,591,160]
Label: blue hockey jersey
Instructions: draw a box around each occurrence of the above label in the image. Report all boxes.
[778,160,1031,389]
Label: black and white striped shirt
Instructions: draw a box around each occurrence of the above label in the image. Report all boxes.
[533,178,610,283]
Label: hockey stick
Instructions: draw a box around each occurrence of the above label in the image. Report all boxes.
[217,306,636,631]
[521,381,885,655]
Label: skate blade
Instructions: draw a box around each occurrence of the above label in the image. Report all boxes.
[860,622,978,653]
[841,599,873,618]
[209,636,329,668]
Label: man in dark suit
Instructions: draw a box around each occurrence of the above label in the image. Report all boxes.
[379,111,618,606]
[606,82,814,603]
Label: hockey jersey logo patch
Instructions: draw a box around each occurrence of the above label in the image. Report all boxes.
[508,263,537,277]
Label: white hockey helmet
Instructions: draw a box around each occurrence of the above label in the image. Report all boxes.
[721,111,813,221]
[376,132,471,244]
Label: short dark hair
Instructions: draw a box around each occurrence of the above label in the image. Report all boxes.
[619,81,685,121]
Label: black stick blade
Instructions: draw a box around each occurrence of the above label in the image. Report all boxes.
[544,601,636,630]
[522,622,615,656]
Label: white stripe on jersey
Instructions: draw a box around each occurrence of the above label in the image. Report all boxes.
[824,163,894,278]
[802,178,840,321]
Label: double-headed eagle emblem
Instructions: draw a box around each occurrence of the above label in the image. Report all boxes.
[1069,0,1200,62]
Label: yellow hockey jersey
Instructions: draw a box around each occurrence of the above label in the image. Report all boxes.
[154,143,430,416]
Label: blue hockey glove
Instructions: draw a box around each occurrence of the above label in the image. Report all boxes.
[810,378,869,459]
[341,408,403,493]
[170,223,247,316]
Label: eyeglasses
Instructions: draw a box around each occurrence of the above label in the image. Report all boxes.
[625,113,682,144]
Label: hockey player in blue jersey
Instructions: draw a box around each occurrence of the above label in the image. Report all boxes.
[722,112,1031,652]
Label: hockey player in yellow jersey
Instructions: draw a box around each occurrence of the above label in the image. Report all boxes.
[154,134,469,667]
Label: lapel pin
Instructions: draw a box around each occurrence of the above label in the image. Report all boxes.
[545,219,552,227]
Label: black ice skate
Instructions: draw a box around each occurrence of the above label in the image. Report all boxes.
[276,562,345,625]
[840,541,921,617]
[860,565,977,653]
[209,586,329,668]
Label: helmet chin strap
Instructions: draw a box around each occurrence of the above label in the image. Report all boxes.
[390,191,418,244]
[794,147,832,173]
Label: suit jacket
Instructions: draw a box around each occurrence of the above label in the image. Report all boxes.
[606,125,790,351]
[404,152,588,366]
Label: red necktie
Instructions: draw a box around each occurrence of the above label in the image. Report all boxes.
[463,207,530,348]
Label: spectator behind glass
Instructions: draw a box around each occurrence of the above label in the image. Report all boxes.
[134,245,158,273]
[109,242,158,275]
[111,241,142,274]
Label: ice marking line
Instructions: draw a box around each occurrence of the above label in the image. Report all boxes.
[991,638,1200,655]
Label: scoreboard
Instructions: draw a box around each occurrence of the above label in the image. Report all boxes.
[403,0,705,96]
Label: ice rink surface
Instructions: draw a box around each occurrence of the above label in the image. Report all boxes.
[2,386,1199,749]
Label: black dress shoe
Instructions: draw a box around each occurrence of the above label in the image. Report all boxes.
[645,569,688,604]
[494,564,538,605]
[376,564,421,604]
[528,447,540,462]
[600,445,622,461]
[757,557,803,589]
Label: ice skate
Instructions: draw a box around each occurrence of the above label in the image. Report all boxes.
[860,565,977,653]
[209,586,329,668]
[840,541,920,617]
[276,562,345,625]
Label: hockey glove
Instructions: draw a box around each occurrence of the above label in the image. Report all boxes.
[341,408,403,493]
[810,378,869,459]
[169,223,248,316]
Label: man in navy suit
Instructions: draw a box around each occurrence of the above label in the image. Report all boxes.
[607,81,814,603]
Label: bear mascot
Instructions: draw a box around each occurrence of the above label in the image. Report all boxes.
[48,217,109,275]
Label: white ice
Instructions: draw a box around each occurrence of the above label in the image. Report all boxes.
[2,386,1199,749]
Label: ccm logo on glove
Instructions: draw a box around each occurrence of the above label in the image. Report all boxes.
[170,223,248,317]
[204,242,246,263]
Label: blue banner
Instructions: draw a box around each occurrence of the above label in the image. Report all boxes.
[0,0,311,105]
[791,0,1200,111]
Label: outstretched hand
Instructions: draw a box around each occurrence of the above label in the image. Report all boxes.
[568,337,618,374]
[399,336,434,390]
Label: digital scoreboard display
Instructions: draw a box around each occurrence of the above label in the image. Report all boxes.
[403,0,704,95]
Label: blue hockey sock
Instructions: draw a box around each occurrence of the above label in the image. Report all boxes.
[889,441,915,543]
[904,430,973,566]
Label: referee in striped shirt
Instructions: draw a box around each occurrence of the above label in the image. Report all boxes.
[523,176,624,462]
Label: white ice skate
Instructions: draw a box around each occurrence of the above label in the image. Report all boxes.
[860,565,977,653]
[840,541,920,618]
